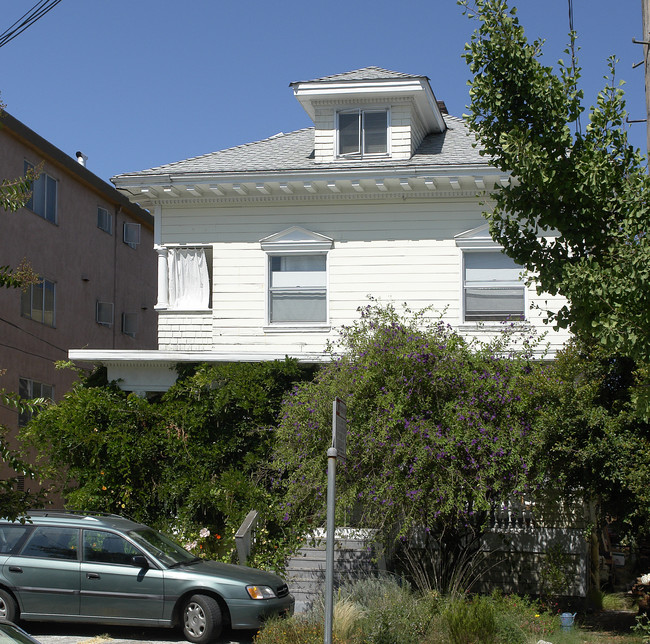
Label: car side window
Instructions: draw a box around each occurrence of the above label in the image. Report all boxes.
[20,527,79,560]
[83,530,142,565]
[0,525,30,554]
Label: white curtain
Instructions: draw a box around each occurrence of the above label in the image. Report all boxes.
[167,248,210,310]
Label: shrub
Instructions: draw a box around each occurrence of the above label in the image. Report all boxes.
[443,595,499,644]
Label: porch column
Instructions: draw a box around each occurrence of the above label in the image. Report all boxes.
[155,245,169,309]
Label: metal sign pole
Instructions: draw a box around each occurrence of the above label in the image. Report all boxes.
[324,446,337,644]
[324,398,347,644]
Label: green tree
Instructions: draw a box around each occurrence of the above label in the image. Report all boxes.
[22,360,314,564]
[461,0,650,413]
[270,302,548,592]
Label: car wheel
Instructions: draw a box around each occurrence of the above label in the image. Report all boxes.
[0,588,17,622]
[182,594,222,644]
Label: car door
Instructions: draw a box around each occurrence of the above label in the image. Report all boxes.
[3,525,80,617]
[80,529,165,622]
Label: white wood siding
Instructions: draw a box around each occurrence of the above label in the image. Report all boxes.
[157,199,570,356]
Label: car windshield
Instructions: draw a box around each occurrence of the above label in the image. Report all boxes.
[127,528,197,567]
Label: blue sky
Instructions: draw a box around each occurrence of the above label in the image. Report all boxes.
[1,0,646,183]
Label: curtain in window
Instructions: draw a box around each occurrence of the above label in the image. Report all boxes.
[167,248,210,310]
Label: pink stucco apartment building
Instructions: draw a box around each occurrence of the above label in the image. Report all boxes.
[0,111,157,488]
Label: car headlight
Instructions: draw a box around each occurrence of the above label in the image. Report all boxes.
[246,585,277,600]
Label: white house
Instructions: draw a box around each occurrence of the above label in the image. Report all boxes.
[70,67,569,392]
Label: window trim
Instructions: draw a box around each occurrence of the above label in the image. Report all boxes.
[260,227,333,331]
[336,108,390,158]
[460,250,526,323]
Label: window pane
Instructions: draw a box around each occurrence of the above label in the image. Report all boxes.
[32,175,45,217]
[21,527,79,560]
[271,255,326,288]
[270,292,326,322]
[339,112,360,155]
[363,111,387,154]
[465,286,525,321]
[0,525,30,554]
[465,252,522,283]
[31,281,44,323]
[84,530,141,565]
[21,288,31,318]
[43,280,55,326]
[45,176,57,223]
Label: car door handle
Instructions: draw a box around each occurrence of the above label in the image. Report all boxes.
[8,566,22,573]
[86,573,100,580]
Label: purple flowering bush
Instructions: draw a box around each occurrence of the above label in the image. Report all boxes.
[271,302,548,591]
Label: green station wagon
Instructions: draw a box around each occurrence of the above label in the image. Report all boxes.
[0,512,294,643]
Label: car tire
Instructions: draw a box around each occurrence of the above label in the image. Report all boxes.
[0,588,17,622]
[182,594,222,644]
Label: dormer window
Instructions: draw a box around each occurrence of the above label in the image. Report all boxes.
[338,109,388,157]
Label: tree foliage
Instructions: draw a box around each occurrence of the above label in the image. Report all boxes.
[21,360,314,565]
[270,303,548,589]
[461,0,650,412]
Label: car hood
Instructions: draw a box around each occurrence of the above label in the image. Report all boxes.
[167,559,285,586]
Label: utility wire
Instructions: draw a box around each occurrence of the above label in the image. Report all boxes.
[0,0,63,49]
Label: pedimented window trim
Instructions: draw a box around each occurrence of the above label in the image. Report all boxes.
[260,226,334,252]
[454,223,502,250]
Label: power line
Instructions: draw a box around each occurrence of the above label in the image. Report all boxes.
[0,0,64,49]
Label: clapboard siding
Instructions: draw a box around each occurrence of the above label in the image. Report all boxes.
[156,198,570,354]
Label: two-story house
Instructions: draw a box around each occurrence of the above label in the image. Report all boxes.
[70,67,569,393]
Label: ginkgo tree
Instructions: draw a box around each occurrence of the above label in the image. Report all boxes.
[461,0,650,414]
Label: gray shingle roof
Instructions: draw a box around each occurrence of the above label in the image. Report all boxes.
[117,116,486,179]
[290,66,429,85]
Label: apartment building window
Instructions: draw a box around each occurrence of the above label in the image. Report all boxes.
[123,222,141,248]
[96,301,114,327]
[97,207,112,234]
[24,161,57,224]
[463,251,525,322]
[18,378,53,427]
[121,312,137,338]
[21,277,56,327]
[338,109,389,157]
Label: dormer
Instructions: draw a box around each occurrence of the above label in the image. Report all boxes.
[290,66,447,163]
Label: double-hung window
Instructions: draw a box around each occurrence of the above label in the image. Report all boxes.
[338,109,388,156]
[21,277,56,326]
[24,161,57,224]
[463,251,525,322]
[261,227,333,327]
[269,254,327,323]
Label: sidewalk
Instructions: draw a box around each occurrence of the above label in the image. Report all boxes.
[22,623,257,644]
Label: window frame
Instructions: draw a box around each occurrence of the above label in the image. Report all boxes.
[24,160,57,224]
[461,250,526,323]
[18,378,54,427]
[97,207,113,235]
[21,277,56,327]
[336,108,390,158]
[96,301,114,327]
[260,227,333,331]
[123,222,141,249]
[121,312,137,338]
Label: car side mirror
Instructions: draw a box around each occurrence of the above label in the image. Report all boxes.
[132,555,149,568]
